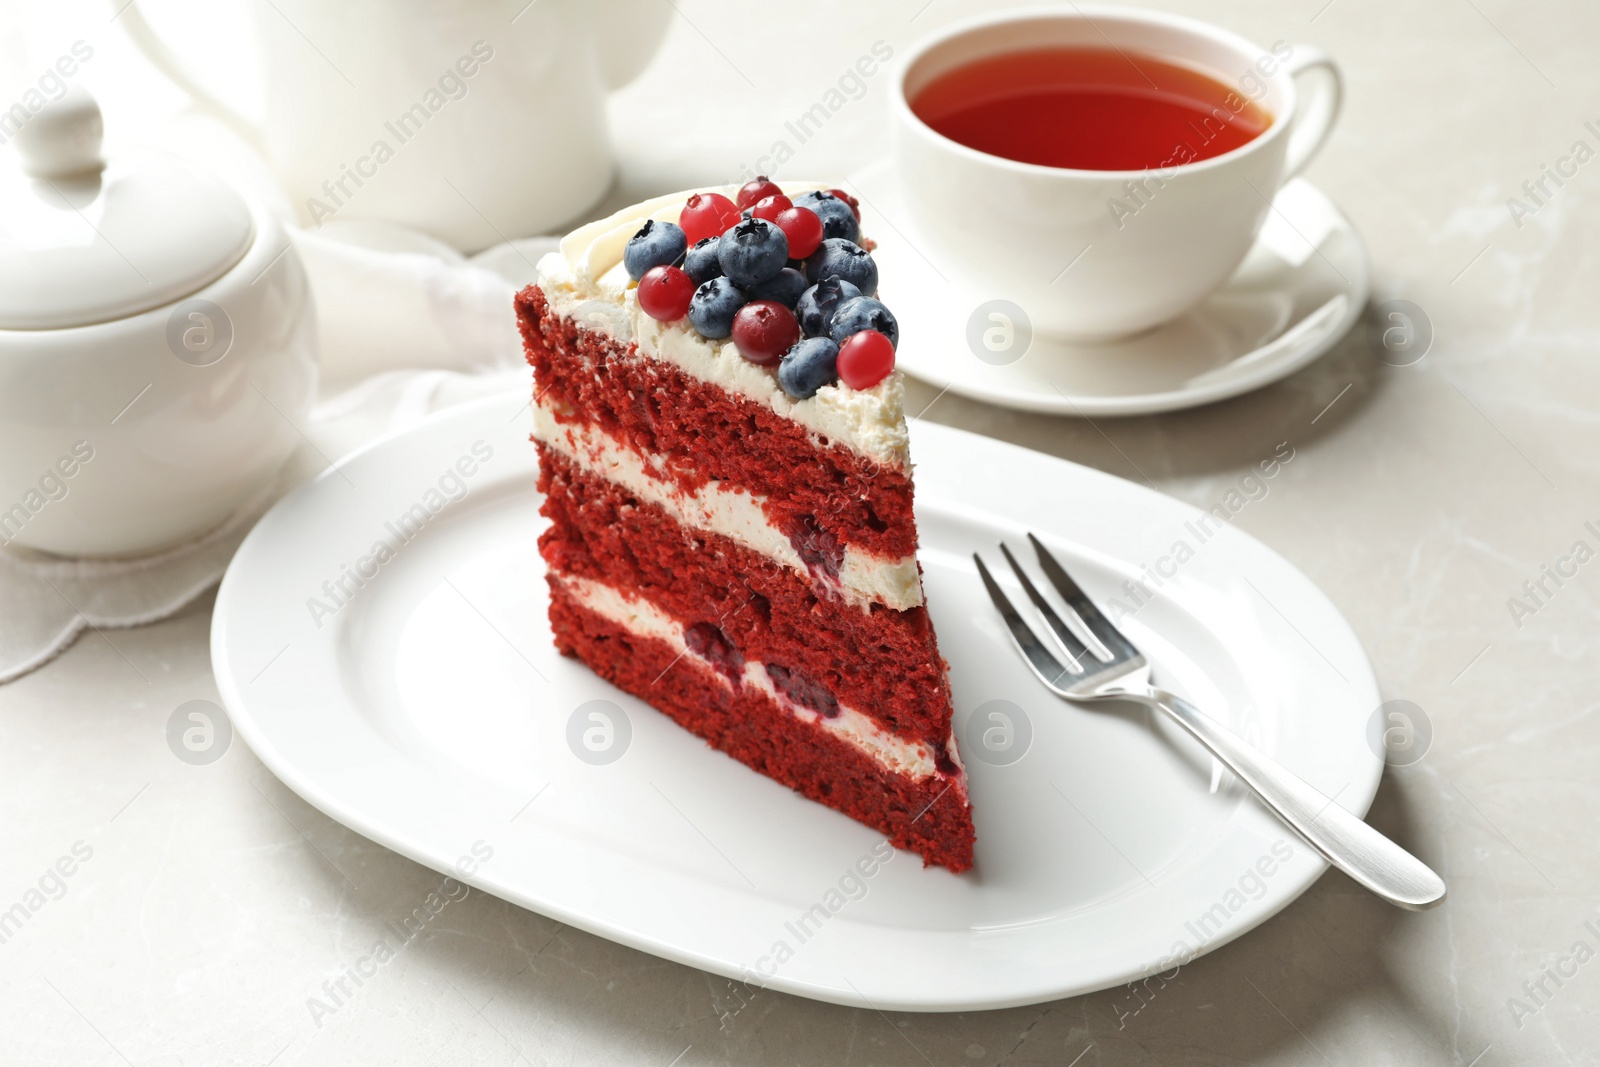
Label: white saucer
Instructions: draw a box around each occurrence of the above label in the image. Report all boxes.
[848,161,1370,417]
[212,396,1382,1011]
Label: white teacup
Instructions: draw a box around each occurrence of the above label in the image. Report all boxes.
[891,7,1343,341]
[121,0,670,251]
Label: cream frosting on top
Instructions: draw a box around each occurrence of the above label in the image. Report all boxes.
[537,182,910,470]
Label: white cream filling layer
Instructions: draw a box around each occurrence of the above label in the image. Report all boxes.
[534,401,923,612]
[537,182,910,471]
[560,574,939,781]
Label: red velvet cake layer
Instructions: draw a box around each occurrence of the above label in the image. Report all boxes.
[549,580,974,872]
[517,285,915,561]
[539,445,957,752]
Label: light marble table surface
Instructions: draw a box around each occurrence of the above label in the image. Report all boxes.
[3,1,1598,1064]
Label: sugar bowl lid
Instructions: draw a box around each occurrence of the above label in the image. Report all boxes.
[0,85,255,330]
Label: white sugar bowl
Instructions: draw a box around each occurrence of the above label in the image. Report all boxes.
[0,87,316,557]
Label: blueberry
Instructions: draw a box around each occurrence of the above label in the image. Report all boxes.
[623,219,687,280]
[684,236,723,285]
[804,238,877,295]
[688,277,748,340]
[717,217,789,287]
[746,267,807,308]
[795,277,862,338]
[777,337,840,399]
[829,296,898,349]
[794,191,859,243]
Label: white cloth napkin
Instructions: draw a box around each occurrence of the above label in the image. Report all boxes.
[0,223,554,685]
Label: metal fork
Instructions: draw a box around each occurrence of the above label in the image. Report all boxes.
[975,534,1446,911]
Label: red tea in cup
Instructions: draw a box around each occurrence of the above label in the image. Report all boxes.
[910,46,1271,171]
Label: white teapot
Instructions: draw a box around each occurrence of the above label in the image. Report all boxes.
[121,0,672,250]
[0,87,316,558]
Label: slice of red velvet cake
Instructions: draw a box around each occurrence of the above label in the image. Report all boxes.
[516,179,974,872]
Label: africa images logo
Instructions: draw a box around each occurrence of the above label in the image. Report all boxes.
[304,840,493,1028]
[305,441,494,627]
[304,42,495,226]
[0,841,94,947]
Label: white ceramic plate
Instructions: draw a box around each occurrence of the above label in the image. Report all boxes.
[848,161,1370,417]
[212,396,1382,1011]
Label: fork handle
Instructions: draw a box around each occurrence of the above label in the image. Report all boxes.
[1142,688,1446,910]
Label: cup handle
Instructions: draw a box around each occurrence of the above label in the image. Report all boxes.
[1280,45,1343,179]
[114,0,267,151]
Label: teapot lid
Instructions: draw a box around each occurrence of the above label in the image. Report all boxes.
[0,85,255,330]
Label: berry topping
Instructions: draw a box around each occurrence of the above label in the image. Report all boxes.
[679,192,741,245]
[827,188,861,220]
[793,190,860,243]
[684,236,723,285]
[637,264,695,322]
[773,206,824,259]
[777,336,840,399]
[623,220,687,281]
[717,217,789,287]
[731,300,800,366]
[795,277,861,337]
[828,295,899,349]
[836,329,895,389]
[746,266,808,308]
[737,176,784,209]
[687,277,749,340]
[750,193,793,222]
[804,238,877,295]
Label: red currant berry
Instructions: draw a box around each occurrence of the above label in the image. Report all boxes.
[737,176,784,209]
[680,193,740,244]
[750,193,792,223]
[827,188,861,220]
[730,300,800,366]
[837,329,894,389]
[637,265,695,322]
[774,206,824,259]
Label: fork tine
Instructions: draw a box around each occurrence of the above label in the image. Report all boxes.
[998,542,1093,667]
[1027,533,1143,664]
[973,554,1078,692]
